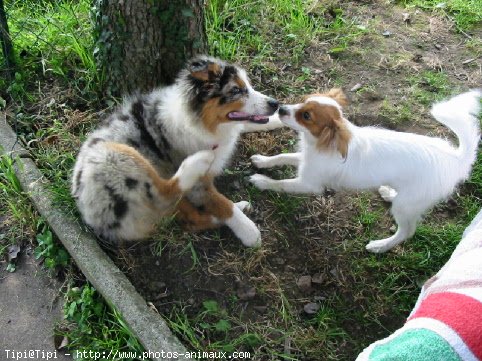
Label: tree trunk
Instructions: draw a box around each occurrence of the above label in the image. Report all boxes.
[93,0,207,97]
[0,0,15,78]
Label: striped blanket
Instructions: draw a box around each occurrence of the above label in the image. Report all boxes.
[356,209,482,361]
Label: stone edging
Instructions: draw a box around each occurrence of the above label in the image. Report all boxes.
[0,113,188,361]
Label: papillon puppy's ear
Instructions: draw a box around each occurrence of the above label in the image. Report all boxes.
[189,58,223,82]
[314,105,351,159]
[325,88,348,107]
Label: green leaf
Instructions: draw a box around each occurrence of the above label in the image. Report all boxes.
[34,246,45,259]
[214,319,231,332]
[93,302,104,317]
[68,301,77,318]
[202,300,218,313]
[56,249,69,266]
[199,322,211,329]
[45,258,56,269]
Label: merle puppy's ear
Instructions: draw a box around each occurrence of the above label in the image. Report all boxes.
[189,58,222,82]
[326,88,348,107]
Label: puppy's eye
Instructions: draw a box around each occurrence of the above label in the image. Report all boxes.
[230,87,242,95]
[302,111,311,121]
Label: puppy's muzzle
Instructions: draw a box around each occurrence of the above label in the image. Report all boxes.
[267,98,279,111]
[278,106,288,116]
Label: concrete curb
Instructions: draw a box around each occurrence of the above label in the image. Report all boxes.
[0,114,188,361]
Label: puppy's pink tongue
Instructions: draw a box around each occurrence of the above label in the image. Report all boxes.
[228,112,250,120]
[227,112,269,124]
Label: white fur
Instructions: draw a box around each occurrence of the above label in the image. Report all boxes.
[175,150,215,191]
[250,90,481,253]
[225,206,261,247]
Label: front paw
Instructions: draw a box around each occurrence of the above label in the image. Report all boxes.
[365,240,391,254]
[250,154,271,169]
[239,222,261,247]
[249,174,273,190]
[234,200,252,213]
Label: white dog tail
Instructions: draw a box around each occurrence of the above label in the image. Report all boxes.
[431,89,481,163]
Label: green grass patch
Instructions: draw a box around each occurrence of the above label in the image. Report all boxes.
[398,0,482,31]
[2,0,100,100]
[0,153,37,258]
[205,0,367,64]
[408,70,452,105]
[58,283,144,360]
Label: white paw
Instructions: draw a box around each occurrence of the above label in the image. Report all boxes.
[249,174,273,190]
[177,150,214,191]
[234,200,252,213]
[365,239,392,254]
[378,186,397,202]
[225,207,261,247]
[239,221,261,247]
[250,154,271,168]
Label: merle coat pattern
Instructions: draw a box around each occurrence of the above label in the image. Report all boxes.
[72,56,279,246]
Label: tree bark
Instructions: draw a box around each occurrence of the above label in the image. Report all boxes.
[93,0,207,97]
[0,0,15,78]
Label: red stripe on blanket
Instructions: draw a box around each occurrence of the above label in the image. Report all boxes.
[408,292,482,359]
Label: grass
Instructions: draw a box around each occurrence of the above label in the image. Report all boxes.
[3,0,102,99]
[398,0,482,31]
[1,0,481,360]
[205,0,367,68]
[58,283,144,360]
[0,153,37,258]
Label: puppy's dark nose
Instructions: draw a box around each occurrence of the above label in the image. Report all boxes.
[267,98,279,110]
[278,106,288,116]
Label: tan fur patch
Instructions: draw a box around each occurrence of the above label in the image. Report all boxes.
[103,142,181,198]
[324,88,348,106]
[208,62,222,77]
[295,102,351,158]
[304,88,348,107]
[174,177,234,231]
[191,61,222,81]
[191,70,209,81]
[201,98,245,133]
[201,176,234,219]
[175,198,218,231]
[234,75,246,89]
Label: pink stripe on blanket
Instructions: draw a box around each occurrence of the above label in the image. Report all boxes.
[408,292,482,360]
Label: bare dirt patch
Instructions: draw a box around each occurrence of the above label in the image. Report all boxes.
[113,3,481,360]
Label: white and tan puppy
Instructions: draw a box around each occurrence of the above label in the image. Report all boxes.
[249,89,481,253]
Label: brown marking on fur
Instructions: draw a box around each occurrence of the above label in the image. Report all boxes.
[295,102,351,158]
[201,98,245,133]
[207,62,222,78]
[324,88,348,106]
[199,176,234,220]
[304,88,349,107]
[103,142,182,198]
[234,75,246,89]
[191,61,222,81]
[174,177,234,231]
[190,70,209,81]
[175,198,218,231]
